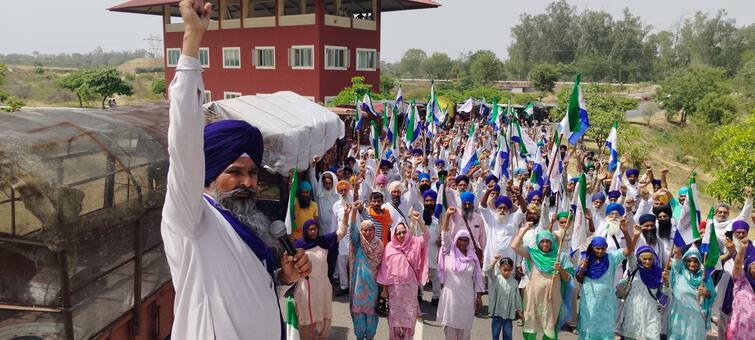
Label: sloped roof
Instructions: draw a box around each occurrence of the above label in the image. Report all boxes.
[108,0,439,15]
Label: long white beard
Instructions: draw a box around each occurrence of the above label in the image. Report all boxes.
[494,213,509,225]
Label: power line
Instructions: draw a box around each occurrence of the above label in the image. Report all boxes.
[143,34,163,58]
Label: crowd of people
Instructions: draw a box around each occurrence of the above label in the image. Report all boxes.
[164,2,754,339]
[287,114,754,340]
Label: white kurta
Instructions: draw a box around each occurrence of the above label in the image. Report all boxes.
[162,55,282,340]
[480,208,524,268]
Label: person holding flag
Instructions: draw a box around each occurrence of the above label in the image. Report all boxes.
[724,235,755,340]
[667,245,716,340]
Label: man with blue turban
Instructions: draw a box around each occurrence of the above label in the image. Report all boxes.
[422,189,443,305]
[445,191,487,270]
[623,168,641,202]
[480,194,524,275]
[161,3,309,339]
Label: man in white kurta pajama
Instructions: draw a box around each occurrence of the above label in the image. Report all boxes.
[161,2,310,339]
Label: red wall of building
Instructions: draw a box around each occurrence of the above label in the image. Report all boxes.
[162,9,381,102]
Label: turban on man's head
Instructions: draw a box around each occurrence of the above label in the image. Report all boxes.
[494,196,513,210]
[651,179,662,187]
[592,192,606,203]
[422,189,438,201]
[639,214,656,225]
[626,168,640,177]
[460,192,475,204]
[514,167,527,177]
[203,120,264,187]
[418,173,431,182]
[569,177,579,183]
[380,159,393,169]
[732,220,750,233]
[485,174,499,185]
[557,211,570,220]
[435,159,446,166]
[375,174,388,185]
[527,190,543,203]
[345,156,356,163]
[411,148,423,156]
[388,181,405,193]
[605,202,625,216]
[455,175,470,184]
[653,204,673,218]
[678,187,689,196]
[607,190,622,199]
[336,180,350,191]
[492,184,501,193]
[299,181,312,192]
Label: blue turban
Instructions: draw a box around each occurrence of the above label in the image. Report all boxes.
[422,189,438,201]
[605,202,625,216]
[651,179,661,187]
[569,177,579,183]
[494,195,513,210]
[591,192,606,203]
[678,187,689,196]
[418,173,431,182]
[460,192,475,204]
[607,190,621,199]
[455,175,470,184]
[514,167,527,177]
[299,181,312,192]
[626,168,640,177]
[203,120,264,187]
[492,184,501,193]
[411,148,423,156]
[485,174,498,184]
[527,189,542,203]
[639,213,656,225]
[732,220,750,233]
[435,159,446,166]
[380,159,393,169]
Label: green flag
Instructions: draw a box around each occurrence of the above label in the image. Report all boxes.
[285,168,299,235]
[567,74,582,132]
[704,207,720,269]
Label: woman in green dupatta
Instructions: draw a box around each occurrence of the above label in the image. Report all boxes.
[667,246,715,340]
[512,222,575,340]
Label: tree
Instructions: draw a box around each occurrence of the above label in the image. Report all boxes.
[695,93,737,124]
[705,114,755,204]
[656,65,728,125]
[528,63,559,92]
[0,64,24,112]
[328,76,376,107]
[639,100,659,126]
[677,10,745,76]
[380,74,396,95]
[398,49,427,78]
[469,50,505,84]
[57,71,94,108]
[151,78,166,98]
[56,67,133,108]
[421,52,454,80]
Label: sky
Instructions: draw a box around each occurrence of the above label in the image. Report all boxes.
[1,1,753,62]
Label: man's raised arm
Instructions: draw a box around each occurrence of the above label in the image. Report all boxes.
[162,0,213,237]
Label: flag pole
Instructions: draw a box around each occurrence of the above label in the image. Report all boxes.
[545,132,565,182]
[546,209,573,300]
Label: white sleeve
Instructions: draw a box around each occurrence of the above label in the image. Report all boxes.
[162,55,206,238]
[734,197,753,225]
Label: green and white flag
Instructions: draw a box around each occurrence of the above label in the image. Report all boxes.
[284,167,299,235]
[370,120,380,160]
[524,102,534,117]
[571,173,589,252]
[285,296,300,340]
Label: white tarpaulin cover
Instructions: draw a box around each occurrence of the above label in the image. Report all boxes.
[204,91,345,175]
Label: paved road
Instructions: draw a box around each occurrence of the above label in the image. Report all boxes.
[291,284,579,340]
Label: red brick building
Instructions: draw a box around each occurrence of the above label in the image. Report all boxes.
[109,0,439,103]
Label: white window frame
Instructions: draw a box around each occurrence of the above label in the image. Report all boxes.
[224,91,242,99]
[203,91,212,103]
[324,96,337,105]
[253,46,276,69]
[199,47,210,68]
[324,45,348,70]
[222,47,241,69]
[166,48,181,67]
[356,48,378,71]
[289,45,315,70]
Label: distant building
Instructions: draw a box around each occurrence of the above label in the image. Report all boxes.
[109,0,439,103]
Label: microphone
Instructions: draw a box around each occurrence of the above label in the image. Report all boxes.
[271,220,308,280]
